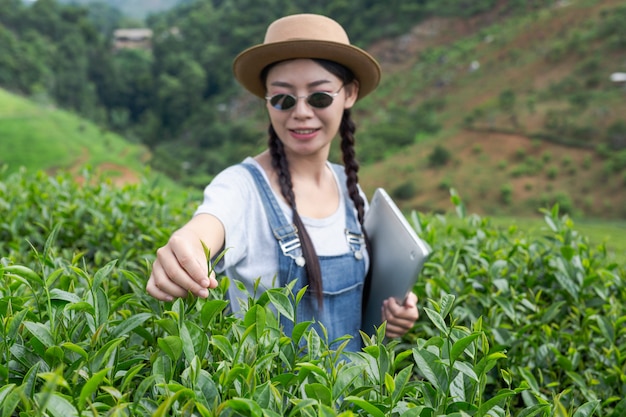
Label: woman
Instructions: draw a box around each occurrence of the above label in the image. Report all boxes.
[146,13,419,351]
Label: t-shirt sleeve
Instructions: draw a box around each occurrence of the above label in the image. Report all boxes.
[193,165,254,270]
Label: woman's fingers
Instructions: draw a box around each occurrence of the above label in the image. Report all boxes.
[382,293,419,338]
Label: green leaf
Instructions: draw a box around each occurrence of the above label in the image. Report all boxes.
[211,335,234,361]
[516,404,551,417]
[476,389,517,417]
[304,383,332,404]
[92,260,117,291]
[384,373,395,395]
[266,289,294,322]
[23,321,55,348]
[332,365,362,400]
[344,396,386,417]
[244,304,266,341]
[412,348,447,390]
[440,294,456,319]
[158,336,183,362]
[200,299,228,327]
[37,392,79,417]
[450,333,480,363]
[291,320,312,346]
[392,366,413,402]
[0,384,17,407]
[109,313,151,339]
[453,360,479,382]
[573,400,600,417]
[595,314,615,344]
[2,265,43,286]
[152,387,196,417]
[94,287,109,328]
[63,301,95,316]
[179,322,196,362]
[424,307,448,335]
[78,368,110,410]
[224,398,263,417]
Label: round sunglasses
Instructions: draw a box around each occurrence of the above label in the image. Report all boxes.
[265,85,344,111]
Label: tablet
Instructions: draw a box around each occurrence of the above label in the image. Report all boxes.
[361,188,431,335]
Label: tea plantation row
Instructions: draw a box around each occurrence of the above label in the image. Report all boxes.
[0,168,624,416]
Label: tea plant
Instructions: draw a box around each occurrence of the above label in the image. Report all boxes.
[0,169,623,416]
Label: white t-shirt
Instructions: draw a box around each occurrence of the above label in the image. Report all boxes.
[194,157,368,313]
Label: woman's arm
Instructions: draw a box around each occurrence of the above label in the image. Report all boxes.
[146,213,224,301]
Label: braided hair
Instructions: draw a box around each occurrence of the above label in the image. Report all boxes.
[264,59,368,306]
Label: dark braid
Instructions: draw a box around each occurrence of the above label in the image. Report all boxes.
[339,108,374,308]
[339,109,366,226]
[268,124,324,307]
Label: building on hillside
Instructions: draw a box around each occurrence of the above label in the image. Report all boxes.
[113,28,153,51]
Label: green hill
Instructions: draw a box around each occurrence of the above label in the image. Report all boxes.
[2,0,625,220]
[0,88,149,184]
[356,0,626,219]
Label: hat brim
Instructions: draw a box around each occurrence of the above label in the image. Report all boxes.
[233,40,381,101]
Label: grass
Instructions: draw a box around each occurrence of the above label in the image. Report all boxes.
[0,88,148,175]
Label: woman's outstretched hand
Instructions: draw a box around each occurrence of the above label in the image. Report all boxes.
[381,292,419,338]
[146,215,223,301]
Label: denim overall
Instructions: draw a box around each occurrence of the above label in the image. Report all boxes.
[241,163,366,352]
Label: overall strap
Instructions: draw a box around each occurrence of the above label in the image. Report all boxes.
[331,163,372,307]
[240,163,305,286]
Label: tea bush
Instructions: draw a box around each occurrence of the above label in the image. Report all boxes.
[1,169,624,416]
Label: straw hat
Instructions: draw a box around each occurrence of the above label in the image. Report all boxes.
[233,14,381,101]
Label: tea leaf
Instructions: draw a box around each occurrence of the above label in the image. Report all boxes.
[244,304,266,341]
[179,322,196,362]
[78,367,110,410]
[291,320,313,347]
[266,289,294,323]
[224,398,263,417]
[516,404,551,417]
[37,392,79,417]
[412,348,447,390]
[476,389,516,416]
[450,333,480,363]
[0,385,21,417]
[7,309,28,341]
[305,383,332,404]
[120,363,146,393]
[391,365,413,403]
[158,336,183,362]
[424,307,448,335]
[344,396,386,417]
[200,299,229,327]
[384,373,395,396]
[594,314,615,344]
[152,387,196,417]
[333,365,362,400]
[453,361,479,382]
[2,265,43,286]
[109,313,151,339]
[211,335,234,361]
[92,260,117,291]
[23,321,55,348]
[440,294,456,319]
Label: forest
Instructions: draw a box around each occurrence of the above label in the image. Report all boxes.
[1,0,560,187]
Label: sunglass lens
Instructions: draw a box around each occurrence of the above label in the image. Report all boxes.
[270,94,296,110]
[308,92,333,108]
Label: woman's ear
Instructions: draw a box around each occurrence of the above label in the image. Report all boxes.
[343,80,360,109]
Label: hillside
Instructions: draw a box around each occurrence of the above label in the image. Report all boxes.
[357,0,626,219]
[2,0,625,220]
[0,88,148,185]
